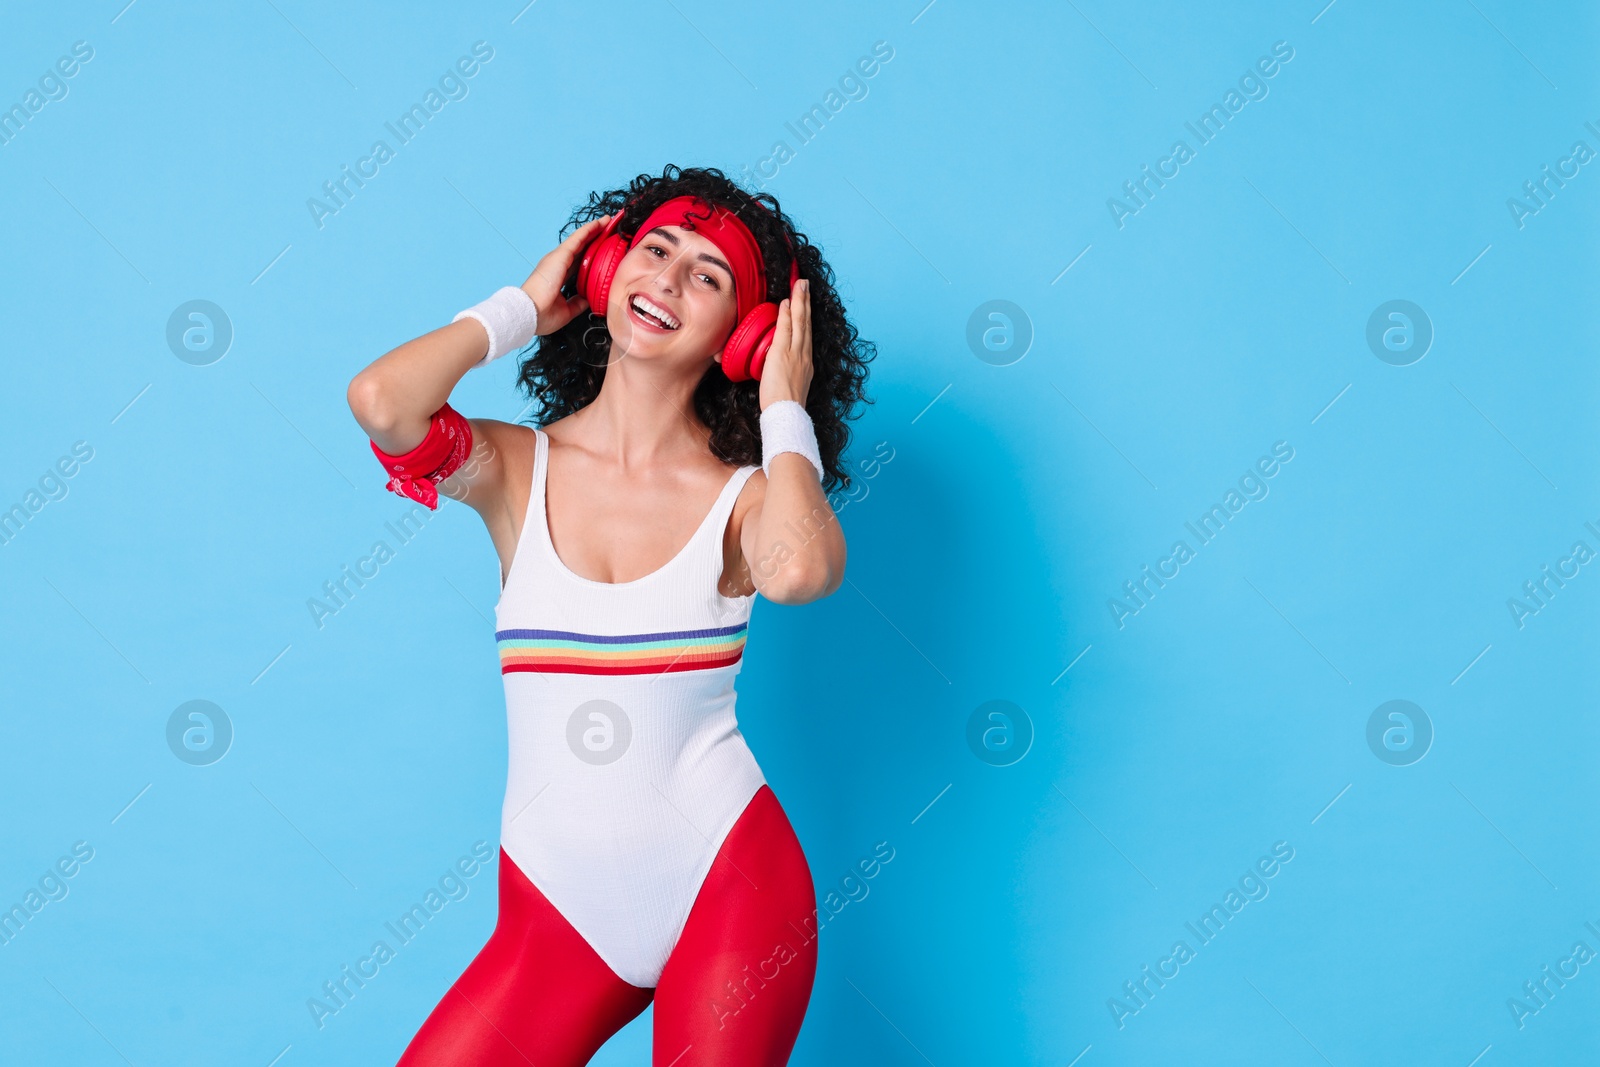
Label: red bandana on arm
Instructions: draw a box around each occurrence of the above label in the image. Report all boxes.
[369,403,474,510]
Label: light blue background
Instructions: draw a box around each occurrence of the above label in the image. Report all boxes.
[2,1,1597,1064]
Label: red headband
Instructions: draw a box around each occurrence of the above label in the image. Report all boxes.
[632,195,768,321]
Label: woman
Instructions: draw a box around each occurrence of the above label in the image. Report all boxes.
[346,165,874,1065]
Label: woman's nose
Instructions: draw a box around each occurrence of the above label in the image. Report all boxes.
[649,250,691,293]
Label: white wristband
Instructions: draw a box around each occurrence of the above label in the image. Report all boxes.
[453,286,539,368]
[760,400,823,483]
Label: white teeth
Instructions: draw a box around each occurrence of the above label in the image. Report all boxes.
[631,295,680,329]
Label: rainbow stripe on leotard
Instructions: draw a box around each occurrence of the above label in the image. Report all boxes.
[494,622,748,676]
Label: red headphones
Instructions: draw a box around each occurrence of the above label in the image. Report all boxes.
[572,195,800,382]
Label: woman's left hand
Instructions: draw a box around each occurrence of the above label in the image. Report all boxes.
[758,279,813,411]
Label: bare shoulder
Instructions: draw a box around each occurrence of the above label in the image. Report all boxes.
[714,465,764,598]
[438,418,538,531]
[729,465,767,536]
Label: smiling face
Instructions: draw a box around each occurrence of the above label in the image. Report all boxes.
[603,223,742,369]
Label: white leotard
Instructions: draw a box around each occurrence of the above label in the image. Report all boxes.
[493,427,767,988]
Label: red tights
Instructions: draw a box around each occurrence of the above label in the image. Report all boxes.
[395,785,819,1066]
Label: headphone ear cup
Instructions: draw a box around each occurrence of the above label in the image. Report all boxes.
[720,302,779,382]
[577,232,630,318]
[575,213,629,314]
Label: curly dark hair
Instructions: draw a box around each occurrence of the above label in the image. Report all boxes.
[513,165,875,493]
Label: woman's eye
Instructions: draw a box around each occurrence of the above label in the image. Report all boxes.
[639,243,718,287]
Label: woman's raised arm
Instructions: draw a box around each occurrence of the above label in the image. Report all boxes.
[345,214,611,455]
[741,280,848,605]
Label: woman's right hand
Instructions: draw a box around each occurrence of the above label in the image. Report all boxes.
[520,214,613,336]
